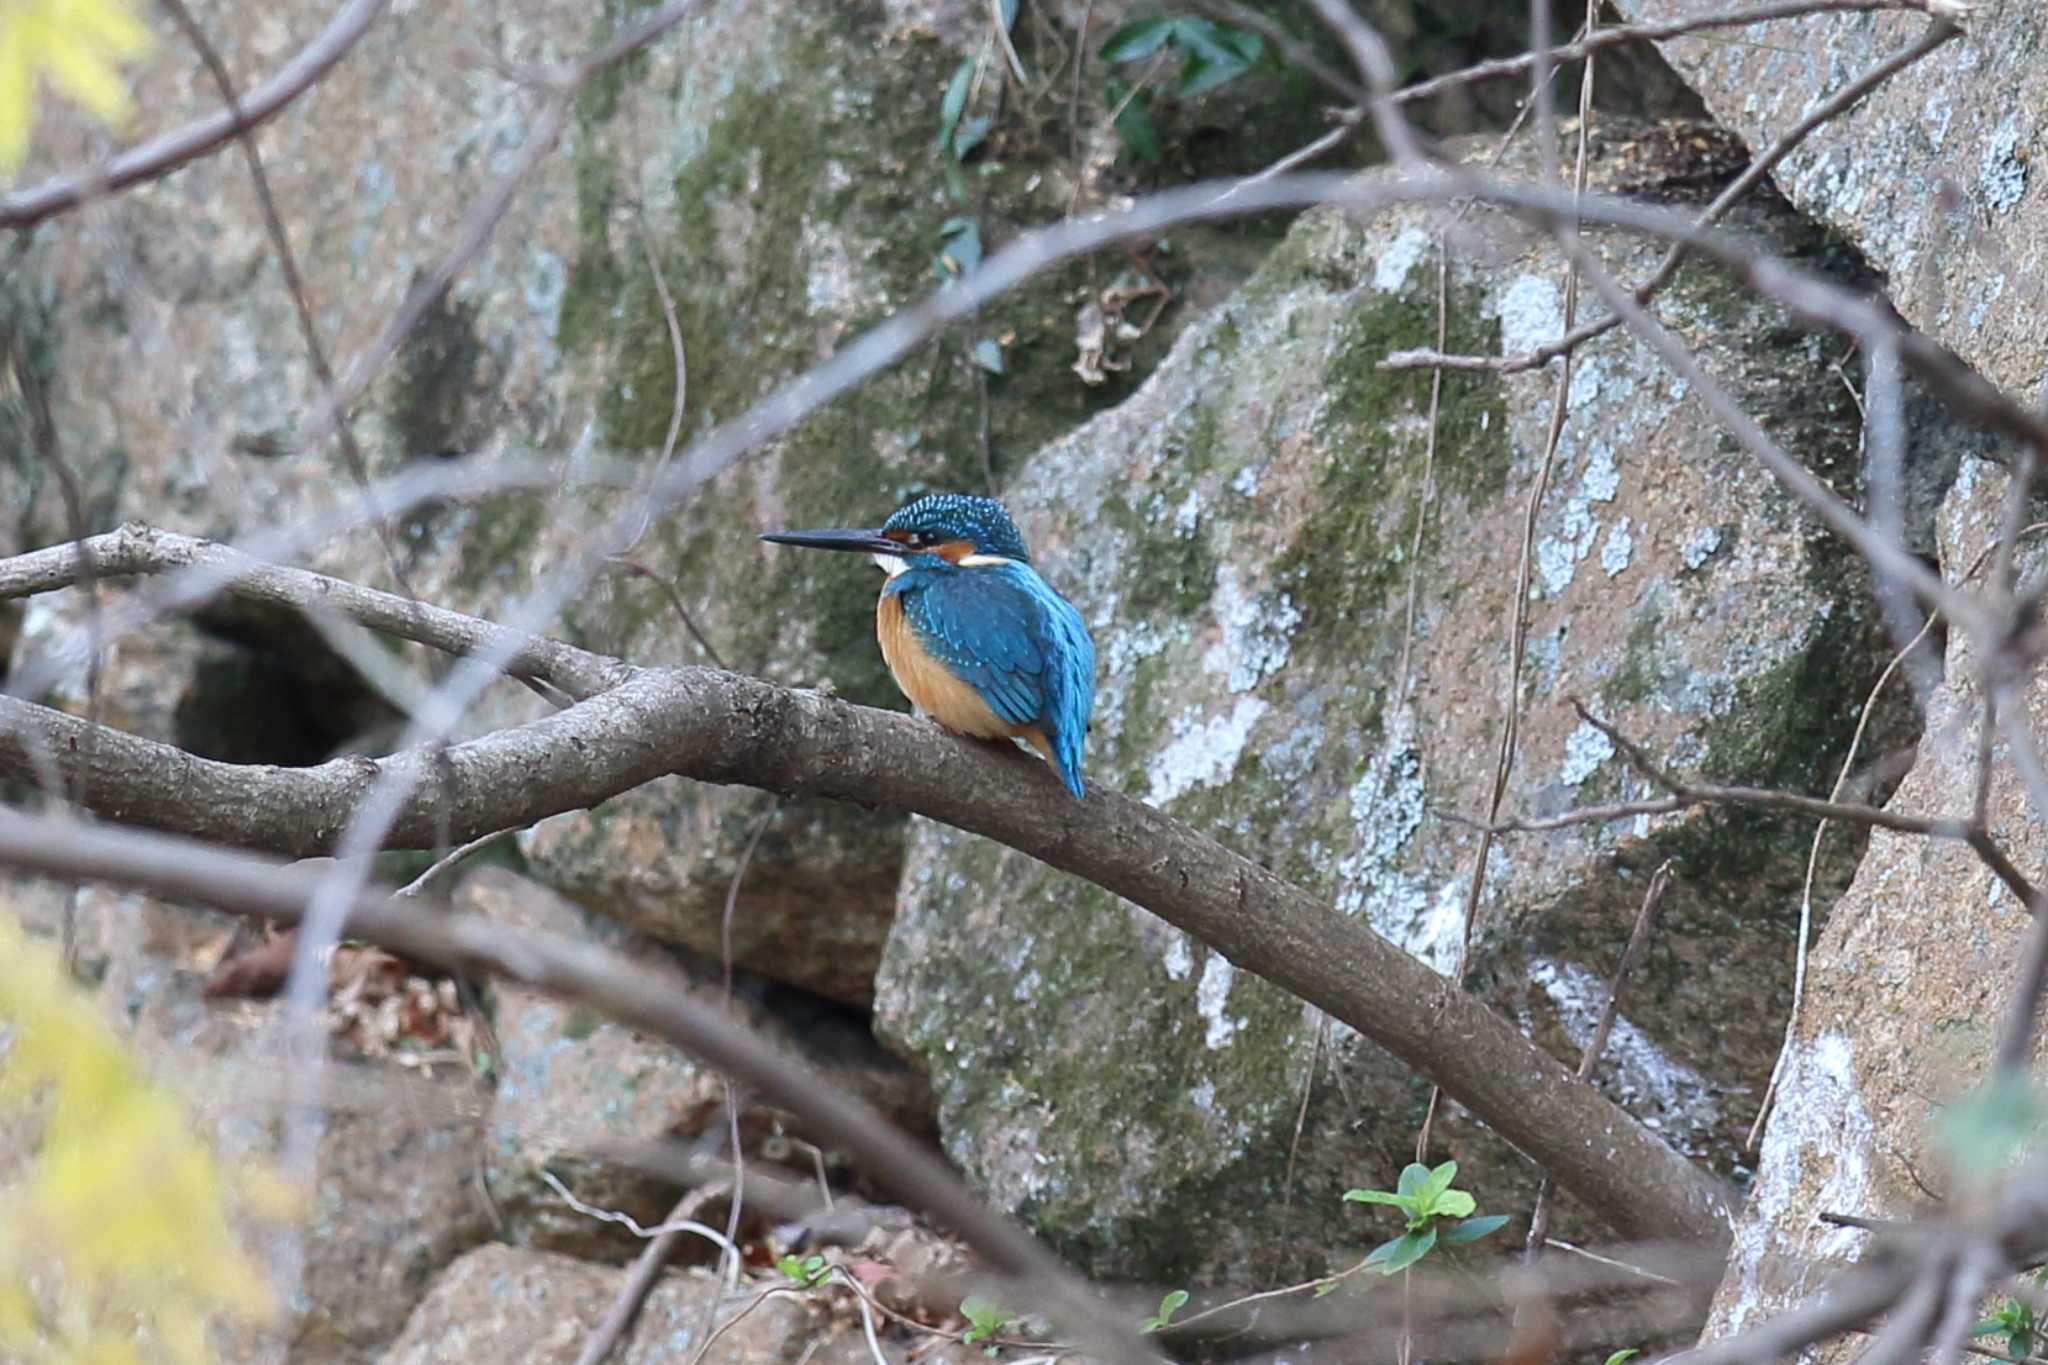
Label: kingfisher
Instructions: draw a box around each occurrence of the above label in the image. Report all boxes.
[761,493,1096,799]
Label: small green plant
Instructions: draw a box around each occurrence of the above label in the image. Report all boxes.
[1099,14,1265,162]
[776,1252,829,1289]
[959,1295,1016,1354]
[1972,1269,2048,1360]
[933,1,1017,195]
[933,217,983,282]
[1603,1351,1641,1365]
[1139,1288,1188,1333]
[1342,1160,1510,1275]
[936,59,993,167]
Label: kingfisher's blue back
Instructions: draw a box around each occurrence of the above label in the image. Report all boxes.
[761,493,1097,798]
[882,548,1096,797]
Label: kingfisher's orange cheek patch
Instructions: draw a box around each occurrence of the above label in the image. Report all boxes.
[934,539,978,564]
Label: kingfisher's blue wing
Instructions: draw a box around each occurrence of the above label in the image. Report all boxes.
[887,562,1096,796]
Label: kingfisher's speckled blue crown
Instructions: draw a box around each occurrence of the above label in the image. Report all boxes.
[881,493,1032,561]
[760,492,1097,800]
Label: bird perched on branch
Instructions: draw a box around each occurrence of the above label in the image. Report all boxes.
[762,493,1096,798]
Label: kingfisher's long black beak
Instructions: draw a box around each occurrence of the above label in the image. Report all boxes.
[759,527,902,555]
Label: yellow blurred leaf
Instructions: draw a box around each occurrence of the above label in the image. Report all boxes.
[0,910,283,1359]
[0,0,154,175]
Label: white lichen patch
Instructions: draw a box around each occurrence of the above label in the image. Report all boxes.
[1536,526,1592,597]
[1146,697,1270,804]
[1163,935,1192,981]
[800,217,886,317]
[526,251,567,329]
[1372,225,1432,293]
[1979,114,2029,215]
[1681,525,1723,570]
[1600,517,1634,578]
[1718,1032,1874,1335]
[1334,711,1457,971]
[1493,274,1564,357]
[1537,440,1623,596]
[1924,88,1954,151]
[1094,619,1171,737]
[1580,441,1620,502]
[1559,720,1614,786]
[1527,958,1719,1149]
[1203,564,1302,693]
[1524,625,1566,694]
[1197,954,1240,1049]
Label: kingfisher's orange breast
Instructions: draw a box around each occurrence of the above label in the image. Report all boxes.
[876,591,1060,771]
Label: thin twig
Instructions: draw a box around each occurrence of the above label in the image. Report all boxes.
[396,826,516,899]
[574,1176,733,1365]
[1465,700,2042,911]
[609,555,726,670]
[1393,232,1447,699]
[0,524,623,701]
[616,202,690,557]
[1303,0,1426,168]
[1749,608,1942,1147]
[1421,14,1594,1159]
[541,1169,738,1254]
[155,0,420,603]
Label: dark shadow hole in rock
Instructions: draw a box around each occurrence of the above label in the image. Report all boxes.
[173,598,407,767]
[1373,0,1713,140]
[724,968,941,1146]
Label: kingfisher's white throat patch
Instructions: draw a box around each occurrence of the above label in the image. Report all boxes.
[957,553,1015,567]
[872,553,910,578]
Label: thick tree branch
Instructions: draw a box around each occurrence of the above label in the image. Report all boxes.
[0,658,1734,1248]
[0,524,625,701]
[0,0,391,230]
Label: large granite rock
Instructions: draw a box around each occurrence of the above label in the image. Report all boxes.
[1701,465,2022,1350]
[466,867,723,1262]
[1596,3,2048,1343]
[468,866,937,1259]
[873,129,1944,1282]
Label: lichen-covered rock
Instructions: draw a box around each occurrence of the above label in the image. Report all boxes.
[1698,458,2023,1349]
[377,1244,828,1364]
[1594,7,2048,1342]
[1609,2,2047,397]
[873,131,1939,1281]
